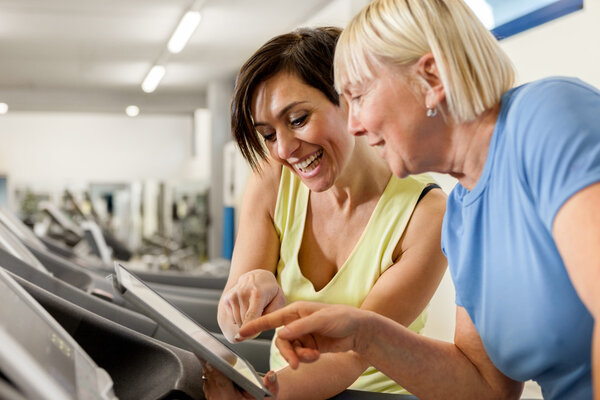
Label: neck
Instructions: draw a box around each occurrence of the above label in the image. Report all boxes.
[444,105,500,191]
[322,137,391,209]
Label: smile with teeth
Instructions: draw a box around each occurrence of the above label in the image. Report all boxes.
[293,149,323,173]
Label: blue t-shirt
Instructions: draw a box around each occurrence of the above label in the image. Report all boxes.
[441,77,600,399]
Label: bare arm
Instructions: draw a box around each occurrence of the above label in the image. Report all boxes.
[217,162,285,342]
[240,303,523,400]
[270,188,449,399]
[553,182,600,400]
[354,306,523,400]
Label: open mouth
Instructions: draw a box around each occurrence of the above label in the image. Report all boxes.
[293,149,323,173]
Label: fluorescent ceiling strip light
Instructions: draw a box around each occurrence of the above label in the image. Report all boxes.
[142,65,166,93]
[168,11,201,54]
[0,103,8,115]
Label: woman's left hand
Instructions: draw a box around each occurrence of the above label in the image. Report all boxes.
[201,362,279,399]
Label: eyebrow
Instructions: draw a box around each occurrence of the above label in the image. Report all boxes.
[254,101,309,127]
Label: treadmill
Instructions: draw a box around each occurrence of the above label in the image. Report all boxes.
[0,207,223,300]
[0,211,276,341]
[20,203,228,290]
[0,269,117,400]
[0,216,273,372]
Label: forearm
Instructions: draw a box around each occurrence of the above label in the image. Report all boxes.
[275,352,368,400]
[356,312,519,400]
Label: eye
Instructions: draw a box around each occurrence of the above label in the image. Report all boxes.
[289,113,308,128]
[262,132,276,143]
[256,127,277,143]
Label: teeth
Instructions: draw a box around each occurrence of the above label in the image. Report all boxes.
[294,149,323,172]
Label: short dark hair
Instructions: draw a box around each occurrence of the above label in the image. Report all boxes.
[231,26,342,170]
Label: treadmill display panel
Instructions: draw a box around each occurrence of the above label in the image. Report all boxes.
[112,263,271,399]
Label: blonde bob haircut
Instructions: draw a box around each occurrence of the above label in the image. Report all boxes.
[334,0,515,123]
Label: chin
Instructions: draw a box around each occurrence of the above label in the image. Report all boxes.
[391,165,410,179]
[303,179,333,193]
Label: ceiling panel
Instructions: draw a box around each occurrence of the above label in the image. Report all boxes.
[0,0,333,113]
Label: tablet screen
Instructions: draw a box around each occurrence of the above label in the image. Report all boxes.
[114,264,267,393]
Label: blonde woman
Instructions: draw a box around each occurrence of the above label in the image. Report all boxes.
[241,1,600,399]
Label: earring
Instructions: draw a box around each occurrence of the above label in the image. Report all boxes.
[426,106,437,117]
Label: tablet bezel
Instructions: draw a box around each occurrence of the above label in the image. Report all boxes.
[112,262,271,399]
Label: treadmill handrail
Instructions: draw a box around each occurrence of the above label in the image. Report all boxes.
[0,328,72,400]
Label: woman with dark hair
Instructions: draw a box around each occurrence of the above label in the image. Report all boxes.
[204,27,447,399]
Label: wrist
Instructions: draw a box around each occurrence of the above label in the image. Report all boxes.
[354,309,379,356]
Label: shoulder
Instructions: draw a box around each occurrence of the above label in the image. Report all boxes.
[243,160,283,219]
[381,174,446,220]
[400,184,446,251]
[512,76,599,101]
[500,77,600,156]
[387,173,435,197]
[505,77,600,125]
[412,186,447,224]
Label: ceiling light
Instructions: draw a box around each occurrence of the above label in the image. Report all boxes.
[141,65,166,93]
[167,11,201,54]
[0,103,8,115]
[126,105,140,117]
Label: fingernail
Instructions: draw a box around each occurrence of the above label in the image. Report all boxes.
[234,333,243,342]
[267,372,277,383]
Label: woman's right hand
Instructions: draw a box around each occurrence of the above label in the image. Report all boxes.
[238,302,372,368]
[220,269,286,342]
[201,362,279,400]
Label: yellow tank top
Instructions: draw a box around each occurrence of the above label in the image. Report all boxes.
[271,167,434,394]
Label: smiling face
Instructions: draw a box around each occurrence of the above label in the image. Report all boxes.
[342,61,444,178]
[251,72,353,192]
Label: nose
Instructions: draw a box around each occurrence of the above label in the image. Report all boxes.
[347,102,366,137]
[276,130,301,160]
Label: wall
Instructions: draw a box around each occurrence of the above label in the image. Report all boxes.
[0,111,194,205]
[501,0,600,88]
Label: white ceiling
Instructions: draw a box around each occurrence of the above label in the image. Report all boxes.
[0,0,334,114]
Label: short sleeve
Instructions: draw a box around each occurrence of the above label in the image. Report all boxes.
[513,78,600,231]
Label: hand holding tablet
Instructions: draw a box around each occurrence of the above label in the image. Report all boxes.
[111,263,272,399]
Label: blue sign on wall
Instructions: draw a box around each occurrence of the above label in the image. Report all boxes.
[0,176,7,208]
[467,0,584,40]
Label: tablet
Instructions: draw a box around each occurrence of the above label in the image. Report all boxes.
[111,262,272,399]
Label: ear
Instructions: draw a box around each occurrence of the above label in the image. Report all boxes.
[414,53,446,108]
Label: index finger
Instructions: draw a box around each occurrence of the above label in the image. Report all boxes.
[237,302,322,340]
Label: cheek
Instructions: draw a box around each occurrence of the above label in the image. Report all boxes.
[266,142,282,161]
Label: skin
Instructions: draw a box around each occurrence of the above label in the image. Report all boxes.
[239,53,600,399]
[200,361,279,399]
[213,71,447,400]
